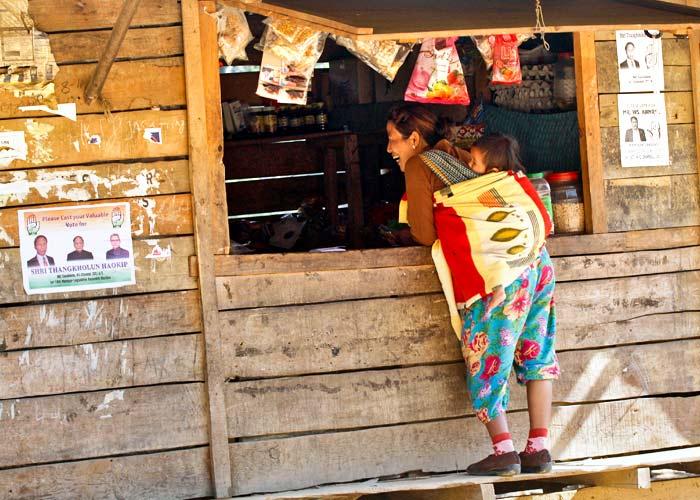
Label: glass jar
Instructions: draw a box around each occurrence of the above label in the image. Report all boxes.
[262,106,277,134]
[277,106,289,133]
[303,105,316,129]
[314,102,328,131]
[247,106,265,135]
[546,171,585,234]
[289,106,302,131]
[526,172,553,232]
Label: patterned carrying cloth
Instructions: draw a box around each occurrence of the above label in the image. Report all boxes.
[400,150,552,338]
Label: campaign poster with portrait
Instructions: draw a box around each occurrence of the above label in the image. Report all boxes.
[616,30,664,92]
[618,93,669,168]
[18,202,136,295]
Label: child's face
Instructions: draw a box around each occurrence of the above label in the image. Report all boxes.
[469,147,489,174]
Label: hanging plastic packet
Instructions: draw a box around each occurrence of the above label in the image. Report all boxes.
[472,33,531,70]
[490,34,522,85]
[256,18,326,73]
[333,35,415,82]
[255,18,327,104]
[404,38,470,106]
[212,5,253,65]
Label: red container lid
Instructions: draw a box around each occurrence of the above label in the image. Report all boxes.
[546,171,579,183]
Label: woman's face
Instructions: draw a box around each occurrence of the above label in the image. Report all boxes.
[386,121,419,173]
[469,146,489,174]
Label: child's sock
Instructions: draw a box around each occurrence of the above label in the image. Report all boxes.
[524,428,549,454]
[492,432,515,455]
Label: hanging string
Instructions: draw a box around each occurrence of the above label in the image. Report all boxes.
[534,0,550,51]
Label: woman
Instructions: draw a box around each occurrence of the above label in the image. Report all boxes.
[387,103,559,476]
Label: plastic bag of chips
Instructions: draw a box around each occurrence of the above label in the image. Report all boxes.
[404,37,470,105]
[213,5,253,65]
[472,33,531,70]
[490,34,522,85]
[333,36,414,82]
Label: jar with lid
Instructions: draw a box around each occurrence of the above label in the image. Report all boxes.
[289,106,303,131]
[277,106,289,134]
[303,105,316,129]
[526,172,553,232]
[262,106,277,135]
[247,106,265,135]
[546,171,585,234]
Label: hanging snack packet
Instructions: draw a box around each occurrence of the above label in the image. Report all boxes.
[404,38,470,106]
[490,34,522,85]
[256,49,312,105]
[472,33,531,70]
[257,18,326,73]
[333,36,414,82]
[213,5,253,65]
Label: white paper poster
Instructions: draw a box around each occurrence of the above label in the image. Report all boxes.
[18,203,136,295]
[616,30,664,92]
[618,93,669,168]
[0,130,27,166]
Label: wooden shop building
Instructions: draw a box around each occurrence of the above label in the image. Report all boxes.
[1,0,700,498]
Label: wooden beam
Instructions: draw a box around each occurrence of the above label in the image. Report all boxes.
[181,0,232,496]
[689,28,700,208]
[382,484,495,500]
[545,467,651,489]
[574,31,608,234]
[84,0,143,104]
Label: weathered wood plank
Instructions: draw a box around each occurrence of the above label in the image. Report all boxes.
[596,39,692,93]
[220,270,700,378]
[229,396,700,495]
[1,334,205,400]
[29,0,182,32]
[0,383,207,468]
[183,0,233,495]
[555,246,700,281]
[547,226,700,255]
[0,109,188,170]
[211,228,700,277]
[49,26,184,65]
[595,31,681,41]
[212,246,433,277]
[0,447,213,500]
[0,193,193,248]
[606,174,700,231]
[0,58,185,119]
[216,265,441,310]
[1,290,202,351]
[0,236,197,305]
[225,339,700,437]
[601,124,697,179]
[0,160,191,209]
[690,29,700,238]
[216,245,700,310]
[575,31,607,233]
[599,91,695,127]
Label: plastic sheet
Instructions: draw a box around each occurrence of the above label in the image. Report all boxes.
[213,5,253,65]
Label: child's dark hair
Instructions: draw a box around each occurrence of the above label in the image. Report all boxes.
[387,103,451,147]
[472,133,526,173]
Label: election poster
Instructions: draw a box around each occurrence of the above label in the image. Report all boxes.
[616,30,664,92]
[18,202,136,295]
[618,92,669,168]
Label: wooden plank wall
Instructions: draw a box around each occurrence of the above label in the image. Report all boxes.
[0,1,212,498]
[216,227,700,495]
[595,31,700,231]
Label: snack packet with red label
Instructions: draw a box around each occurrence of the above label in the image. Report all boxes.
[404,37,470,106]
[490,34,522,85]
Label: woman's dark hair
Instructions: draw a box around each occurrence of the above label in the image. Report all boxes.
[472,133,526,173]
[387,103,451,147]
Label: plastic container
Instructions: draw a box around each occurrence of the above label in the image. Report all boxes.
[262,106,277,134]
[553,52,576,110]
[546,171,585,234]
[526,172,553,231]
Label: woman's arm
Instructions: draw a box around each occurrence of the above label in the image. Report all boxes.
[404,157,438,246]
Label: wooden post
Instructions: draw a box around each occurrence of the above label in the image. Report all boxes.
[84,0,142,104]
[574,31,608,234]
[182,0,232,497]
[689,29,700,204]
